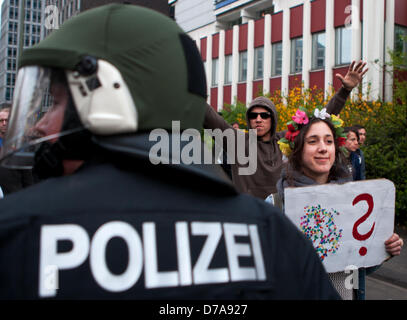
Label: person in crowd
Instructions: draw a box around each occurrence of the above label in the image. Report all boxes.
[274,109,403,300]
[344,126,363,181]
[232,121,240,130]
[354,124,367,146]
[0,107,10,147]
[204,61,368,199]
[0,107,34,195]
[353,124,367,179]
[0,4,340,299]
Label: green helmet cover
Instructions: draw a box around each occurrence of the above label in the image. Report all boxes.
[19,4,207,132]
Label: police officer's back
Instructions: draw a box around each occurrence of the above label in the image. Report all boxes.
[0,4,339,300]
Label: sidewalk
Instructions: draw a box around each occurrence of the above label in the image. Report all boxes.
[368,225,407,289]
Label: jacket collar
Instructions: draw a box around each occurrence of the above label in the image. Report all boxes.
[93,133,237,194]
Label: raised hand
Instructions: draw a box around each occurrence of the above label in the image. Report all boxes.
[335,60,368,91]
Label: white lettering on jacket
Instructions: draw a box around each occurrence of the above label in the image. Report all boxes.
[38,221,266,297]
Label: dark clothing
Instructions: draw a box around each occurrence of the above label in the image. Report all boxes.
[349,151,363,181]
[0,166,34,195]
[220,149,232,179]
[0,137,339,300]
[354,148,366,180]
[204,88,351,199]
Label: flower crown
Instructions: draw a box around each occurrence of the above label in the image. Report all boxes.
[277,107,347,157]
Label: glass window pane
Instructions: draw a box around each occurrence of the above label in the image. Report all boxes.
[291,38,303,73]
[254,47,264,80]
[224,55,232,84]
[212,58,218,86]
[395,25,407,66]
[272,42,282,76]
[312,32,325,69]
[336,27,352,65]
[239,51,247,82]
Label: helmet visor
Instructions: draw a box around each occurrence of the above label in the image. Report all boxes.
[0,66,81,169]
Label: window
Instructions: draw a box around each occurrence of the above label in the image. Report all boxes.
[395,25,407,66]
[6,88,11,101]
[254,47,264,80]
[224,55,232,85]
[7,59,16,71]
[8,33,17,45]
[291,37,303,73]
[211,58,218,86]
[239,51,247,82]
[312,32,325,69]
[271,42,282,76]
[335,27,352,66]
[6,73,12,86]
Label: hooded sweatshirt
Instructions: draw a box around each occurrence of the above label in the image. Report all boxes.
[204,87,350,199]
[276,167,352,203]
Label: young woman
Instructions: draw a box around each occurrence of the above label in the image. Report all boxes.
[274,108,403,300]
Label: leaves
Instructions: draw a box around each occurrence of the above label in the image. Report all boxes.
[220,77,406,226]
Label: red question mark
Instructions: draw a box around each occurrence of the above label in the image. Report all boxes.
[352,193,375,256]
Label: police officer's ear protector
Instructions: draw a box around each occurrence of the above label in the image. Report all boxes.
[34,56,139,179]
[66,56,139,136]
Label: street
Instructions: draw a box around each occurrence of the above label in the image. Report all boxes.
[365,226,407,300]
[366,277,407,300]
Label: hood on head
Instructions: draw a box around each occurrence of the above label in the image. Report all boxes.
[246,96,278,135]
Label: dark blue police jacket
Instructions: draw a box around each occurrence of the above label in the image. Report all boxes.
[0,135,340,300]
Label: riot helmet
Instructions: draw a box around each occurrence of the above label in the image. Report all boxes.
[0,4,207,176]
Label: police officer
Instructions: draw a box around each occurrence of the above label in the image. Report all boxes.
[0,4,340,299]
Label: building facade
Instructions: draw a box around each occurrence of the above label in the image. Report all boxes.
[0,0,170,107]
[44,0,170,35]
[172,0,407,110]
[0,0,46,107]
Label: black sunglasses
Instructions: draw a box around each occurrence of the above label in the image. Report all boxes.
[248,112,271,120]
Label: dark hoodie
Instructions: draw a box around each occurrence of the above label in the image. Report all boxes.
[204,87,350,199]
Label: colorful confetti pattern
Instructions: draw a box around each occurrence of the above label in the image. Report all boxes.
[300,205,343,261]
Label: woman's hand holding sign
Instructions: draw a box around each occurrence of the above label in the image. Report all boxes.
[385,233,404,257]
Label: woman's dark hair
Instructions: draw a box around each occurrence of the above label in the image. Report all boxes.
[286,117,350,185]
[344,126,360,142]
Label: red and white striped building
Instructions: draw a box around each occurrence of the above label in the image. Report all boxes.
[171,0,407,110]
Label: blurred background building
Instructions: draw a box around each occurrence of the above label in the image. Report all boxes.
[0,0,45,108]
[0,0,406,110]
[0,0,169,108]
[170,0,407,110]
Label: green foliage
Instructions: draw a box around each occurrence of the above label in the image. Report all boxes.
[362,48,407,226]
[363,123,407,226]
[220,100,248,129]
[218,48,407,226]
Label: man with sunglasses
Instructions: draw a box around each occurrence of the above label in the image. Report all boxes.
[204,61,368,199]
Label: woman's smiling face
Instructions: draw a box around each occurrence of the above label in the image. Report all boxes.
[301,121,336,184]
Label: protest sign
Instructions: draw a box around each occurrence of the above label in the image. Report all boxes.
[284,179,395,273]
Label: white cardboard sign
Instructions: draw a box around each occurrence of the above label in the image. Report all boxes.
[284,179,395,273]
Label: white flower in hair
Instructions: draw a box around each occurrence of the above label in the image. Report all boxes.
[314,108,330,120]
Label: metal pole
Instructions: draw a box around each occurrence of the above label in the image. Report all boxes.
[17,0,26,70]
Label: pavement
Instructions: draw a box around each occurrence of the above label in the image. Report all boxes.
[366,225,407,300]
